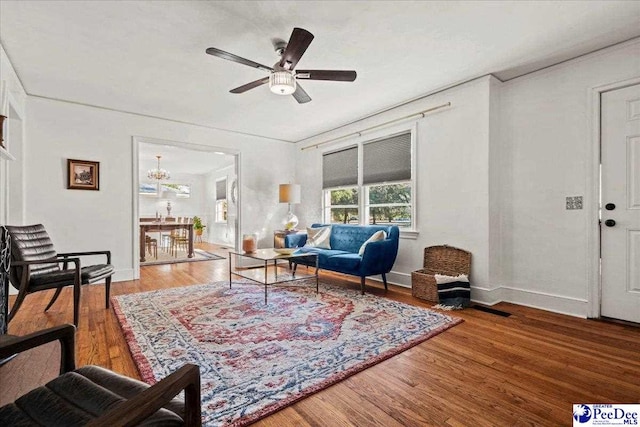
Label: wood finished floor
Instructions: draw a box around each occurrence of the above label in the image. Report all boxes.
[7,242,640,426]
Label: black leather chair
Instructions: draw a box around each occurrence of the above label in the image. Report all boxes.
[0,324,202,426]
[5,224,115,326]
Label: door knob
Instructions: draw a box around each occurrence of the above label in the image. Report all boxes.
[605,203,616,211]
[604,219,616,227]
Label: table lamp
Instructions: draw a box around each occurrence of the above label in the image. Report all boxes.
[279,184,301,230]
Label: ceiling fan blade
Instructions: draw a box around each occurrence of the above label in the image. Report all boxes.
[295,70,357,82]
[292,84,311,104]
[206,47,273,72]
[279,28,314,70]
[229,77,269,94]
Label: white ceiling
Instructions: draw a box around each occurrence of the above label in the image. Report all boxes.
[139,142,234,176]
[1,1,639,143]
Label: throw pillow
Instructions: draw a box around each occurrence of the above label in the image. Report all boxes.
[433,274,471,310]
[305,226,332,249]
[357,230,387,256]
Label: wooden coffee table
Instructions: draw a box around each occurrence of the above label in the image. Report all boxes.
[228,248,319,303]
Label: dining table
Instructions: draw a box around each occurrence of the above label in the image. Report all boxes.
[139,220,194,262]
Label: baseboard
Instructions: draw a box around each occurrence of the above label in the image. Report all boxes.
[500,286,589,318]
[384,271,411,288]
[113,269,135,282]
[399,276,588,318]
[470,286,503,306]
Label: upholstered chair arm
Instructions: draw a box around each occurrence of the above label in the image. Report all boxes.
[57,250,112,264]
[13,257,81,291]
[360,239,399,276]
[285,233,307,248]
[0,324,76,374]
[86,363,202,427]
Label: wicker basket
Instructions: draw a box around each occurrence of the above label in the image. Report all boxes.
[411,245,472,302]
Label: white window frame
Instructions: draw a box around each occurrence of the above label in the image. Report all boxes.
[363,181,413,227]
[322,123,418,236]
[323,185,360,224]
[215,177,228,223]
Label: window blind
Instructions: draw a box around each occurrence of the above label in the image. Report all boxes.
[363,132,411,185]
[216,179,227,200]
[322,146,358,189]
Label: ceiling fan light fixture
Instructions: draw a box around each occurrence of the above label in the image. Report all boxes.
[269,71,296,95]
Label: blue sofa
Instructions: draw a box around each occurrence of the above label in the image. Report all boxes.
[285,224,400,294]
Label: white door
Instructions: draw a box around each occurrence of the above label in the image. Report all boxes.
[601,83,640,323]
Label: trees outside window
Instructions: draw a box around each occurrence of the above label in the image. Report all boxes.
[324,188,359,224]
[366,182,411,228]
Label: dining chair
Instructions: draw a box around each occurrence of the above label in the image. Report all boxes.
[170,229,189,256]
[146,235,158,259]
[5,224,115,327]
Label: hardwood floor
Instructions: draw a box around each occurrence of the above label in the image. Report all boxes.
[6,243,640,426]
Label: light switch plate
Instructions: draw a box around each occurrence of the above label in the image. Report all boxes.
[566,196,583,210]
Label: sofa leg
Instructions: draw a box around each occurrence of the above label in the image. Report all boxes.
[360,276,365,295]
[382,273,388,291]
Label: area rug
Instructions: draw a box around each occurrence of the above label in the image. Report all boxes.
[140,248,225,266]
[112,280,462,426]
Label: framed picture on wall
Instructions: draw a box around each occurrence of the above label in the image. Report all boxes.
[139,182,159,196]
[67,159,100,190]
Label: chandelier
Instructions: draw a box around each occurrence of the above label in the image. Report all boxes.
[147,155,170,181]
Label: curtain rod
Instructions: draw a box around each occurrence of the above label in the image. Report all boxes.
[300,102,451,151]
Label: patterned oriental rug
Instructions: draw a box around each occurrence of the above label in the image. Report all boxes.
[112,280,462,426]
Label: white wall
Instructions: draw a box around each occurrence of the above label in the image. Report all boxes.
[1,44,27,296]
[1,44,27,226]
[296,77,496,292]
[24,96,296,281]
[498,39,640,317]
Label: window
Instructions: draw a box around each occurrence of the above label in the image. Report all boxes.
[322,130,414,230]
[324,187,359,224]
[363,132,412,228]
[139,182,191,198]
[322,146,359,224]
[215,178,227,222]
[366,183,412,227]
[162,183,191,198]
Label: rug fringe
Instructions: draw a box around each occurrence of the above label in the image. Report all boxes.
[432,303,464,311]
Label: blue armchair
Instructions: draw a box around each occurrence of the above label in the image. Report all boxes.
[285,224,400,294]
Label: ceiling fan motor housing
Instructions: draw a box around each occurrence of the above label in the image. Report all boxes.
[273,40,287,57]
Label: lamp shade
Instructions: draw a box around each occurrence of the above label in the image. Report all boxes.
[269,71,296,95]
[279,184,301,204]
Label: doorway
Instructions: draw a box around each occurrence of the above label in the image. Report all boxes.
[600,83,640,324]
[132,137,240,278]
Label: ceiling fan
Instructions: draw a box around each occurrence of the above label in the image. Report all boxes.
[205,27,357,104]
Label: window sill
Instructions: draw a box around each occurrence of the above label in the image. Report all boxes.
[400,230,419,240]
